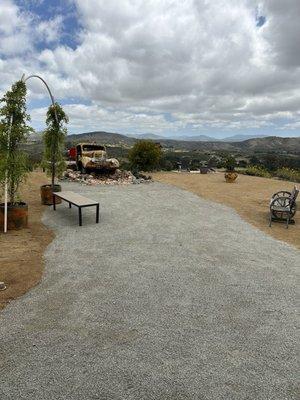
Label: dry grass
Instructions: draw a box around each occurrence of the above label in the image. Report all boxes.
[0,171,54,310]
[154,171,300,249]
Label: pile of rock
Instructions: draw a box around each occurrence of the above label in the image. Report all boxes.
[133,172,152,184]
[61,169,152,186]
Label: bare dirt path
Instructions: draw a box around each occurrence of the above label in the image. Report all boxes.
[154,171,300,249]
[0,181,299,399]
[0,172,53,310]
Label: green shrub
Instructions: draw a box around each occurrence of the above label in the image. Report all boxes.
[119,159,131,171]
[224,155,236,171]
[275,167,300,183]
[237,159,248,168]
[128,140,162,172]
[158,157,174,171]
[244,165,271,178]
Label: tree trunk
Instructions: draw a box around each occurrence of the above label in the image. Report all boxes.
[51,159,55,192]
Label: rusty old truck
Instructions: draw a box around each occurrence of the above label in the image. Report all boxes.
[68,143,119,173]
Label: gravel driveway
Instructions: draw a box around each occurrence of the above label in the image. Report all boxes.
[1,182,299,400]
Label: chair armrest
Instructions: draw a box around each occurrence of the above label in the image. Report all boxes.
[272,191,291,199]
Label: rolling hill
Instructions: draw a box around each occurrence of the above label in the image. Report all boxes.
[234,136,300,153]
[67,131,136,146]
[65,131,300,154]
[28,130,300,156]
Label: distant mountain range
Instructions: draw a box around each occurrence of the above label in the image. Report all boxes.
[32,130,290,144]
[126,132,274,142]
[64,130,300,154]
[126,133,166,140]
[221,133,273,142]
[127,133,216,141]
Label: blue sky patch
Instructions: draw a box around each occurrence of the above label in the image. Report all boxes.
[16,0,81,49]
[255,13,266,27]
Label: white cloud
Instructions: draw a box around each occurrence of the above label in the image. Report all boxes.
[0,0,24,35]
[0,0,33,55]
[261,0,300,68]
[0,0,300,136]
[36,15,63,44]
[0,0,63,55]
[30,103,181,134]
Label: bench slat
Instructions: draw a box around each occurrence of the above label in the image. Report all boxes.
[54,191,98,206]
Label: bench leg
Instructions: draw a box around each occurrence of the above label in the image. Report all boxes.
[96,204,99,223]
[79,207,82,226]
[53,194,56,210]
[69,202,72,209]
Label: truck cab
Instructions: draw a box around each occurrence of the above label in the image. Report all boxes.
[70,143,119,173]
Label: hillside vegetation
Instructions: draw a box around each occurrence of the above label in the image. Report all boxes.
[24,131,300,176]
[66,131,300,154]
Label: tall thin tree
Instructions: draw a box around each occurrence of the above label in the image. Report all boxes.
[0,80,31,204]
[42,103,68,190]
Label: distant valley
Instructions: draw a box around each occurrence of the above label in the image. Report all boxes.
[64,130,300,154]
[25,130,300,174]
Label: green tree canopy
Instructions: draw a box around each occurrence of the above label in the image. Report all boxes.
[42,103,68,188]
[128,140,162,172]
[224,155,237,171]
[0,80,31,204]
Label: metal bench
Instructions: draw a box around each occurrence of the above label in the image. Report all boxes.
[53,191,100,226]
[269,186,299,228]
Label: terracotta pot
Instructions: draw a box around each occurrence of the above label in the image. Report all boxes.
[40,184,62,205]
[0,202,28,231]
[225,171,238,183]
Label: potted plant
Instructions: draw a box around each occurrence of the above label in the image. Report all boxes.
[0,80,31,230]
[40,103,68,205]
[224,156,238,183]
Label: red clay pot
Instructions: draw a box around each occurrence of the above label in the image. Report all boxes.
[0,202,28,231]
[40,184,62,205]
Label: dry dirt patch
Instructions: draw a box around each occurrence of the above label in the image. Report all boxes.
[0,171,54,310]
[154,171,299,249]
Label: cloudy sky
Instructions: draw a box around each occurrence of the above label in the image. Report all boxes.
[0,0,299,138]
